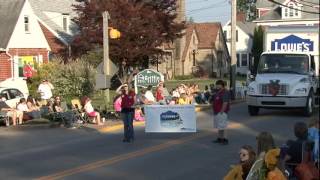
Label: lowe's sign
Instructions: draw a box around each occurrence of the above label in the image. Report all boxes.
[271,35,314,52]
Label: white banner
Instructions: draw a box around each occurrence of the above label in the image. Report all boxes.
[145,105,196,133]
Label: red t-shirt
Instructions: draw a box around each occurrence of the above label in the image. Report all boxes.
[23,65,33,78]
[156,88,164,101]
[121,92,135,110]
[213,89,230,114]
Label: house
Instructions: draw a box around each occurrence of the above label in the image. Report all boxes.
[0,0,78,81]
[156,23,230,78]
[0,0,50,81]
[254,0,320,26]
[28,0,78,56]
[223,20,256,75]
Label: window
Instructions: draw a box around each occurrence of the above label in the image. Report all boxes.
[236,53,240,67]
[8,89,24,99]
[283,2,301,18]
[24,16,30,33]
[62,15,69,32]
[241,54,248,67]
[223,30,227,39]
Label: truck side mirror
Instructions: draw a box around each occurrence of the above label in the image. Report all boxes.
[308,71,315,77]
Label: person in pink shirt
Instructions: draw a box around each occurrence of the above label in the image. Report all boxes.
[134,106,144,121]
[113,95,122,117]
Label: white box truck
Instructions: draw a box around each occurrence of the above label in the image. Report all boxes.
[247,26,319,116]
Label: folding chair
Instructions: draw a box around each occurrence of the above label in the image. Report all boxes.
[71,99,88,124]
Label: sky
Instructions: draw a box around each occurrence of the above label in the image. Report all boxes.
[186,0,231,25]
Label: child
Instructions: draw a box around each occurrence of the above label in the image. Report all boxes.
[134,106,144,121]
[177,93,190,105]
[168,97,177,105]
[308,118,319,167]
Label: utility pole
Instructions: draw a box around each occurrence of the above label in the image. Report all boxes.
[230,0,237,100]
[103,11,110,109]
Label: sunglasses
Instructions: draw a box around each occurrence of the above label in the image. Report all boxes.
[239,152,248,157]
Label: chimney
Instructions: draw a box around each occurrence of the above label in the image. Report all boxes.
[237,11,246,22]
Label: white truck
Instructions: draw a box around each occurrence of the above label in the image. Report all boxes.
[247,26,319,117]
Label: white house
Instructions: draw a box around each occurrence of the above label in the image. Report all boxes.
[0,0,50,80]
[223,21,256,75]
[254,0,319,26]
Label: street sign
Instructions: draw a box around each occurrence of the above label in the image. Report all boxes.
[97,59,118,76]
[134,69,164,88]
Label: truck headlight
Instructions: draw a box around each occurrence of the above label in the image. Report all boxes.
[247,86,255,94]
[299,78,310,83]
[294,88,307,95]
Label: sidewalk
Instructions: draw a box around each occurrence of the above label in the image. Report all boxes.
[0,99,246,132]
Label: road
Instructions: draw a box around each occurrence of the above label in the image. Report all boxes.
[0,103,317,180]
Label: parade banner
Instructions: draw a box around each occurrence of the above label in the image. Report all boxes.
[145,105,196,133]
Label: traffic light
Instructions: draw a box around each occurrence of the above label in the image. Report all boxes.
[109,28,121,39]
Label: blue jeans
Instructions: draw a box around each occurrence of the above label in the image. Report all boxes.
[121,111,134,141]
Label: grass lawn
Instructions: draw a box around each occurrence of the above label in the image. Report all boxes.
[91,76,246,111]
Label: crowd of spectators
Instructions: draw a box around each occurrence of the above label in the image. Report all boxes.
[224,119,319,180]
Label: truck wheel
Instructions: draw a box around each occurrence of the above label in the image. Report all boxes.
[303,92,314,117]
[248,106,259,116]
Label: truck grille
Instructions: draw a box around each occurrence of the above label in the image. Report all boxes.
[259,84,289,95]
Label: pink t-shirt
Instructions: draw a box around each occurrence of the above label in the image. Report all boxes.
[114,97,122,112]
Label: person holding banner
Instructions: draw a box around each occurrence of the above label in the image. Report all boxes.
[120,86,136,143]
[212,80,231,145]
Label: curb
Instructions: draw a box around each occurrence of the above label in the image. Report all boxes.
[1,100,246,132]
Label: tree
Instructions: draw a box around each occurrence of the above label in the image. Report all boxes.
[237,0,257,21]
[251,26,264,74]
[71,0,185,83]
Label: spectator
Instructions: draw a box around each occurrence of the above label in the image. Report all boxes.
[0,97,23,126]
[162,84,170,99]
[308,118,319,167]
[134,106,144,122]
[156,81,164,102]
[177,93,190,105]
[53,96,77,128]
[262,149,287,180]
[171,87,180,98]
[247,132,279,179]
[37,79,54,105]
[283,122,314,175]
[120,87,136,143]
[224,145,256,180]
[26,96,41,118]
[203,85,211,103]
[113,95,122,117]
[17,98,41,120]
[145,85,155,103]
[212,80,231,145]
[168,97,178,105]
[137,88,152,105]
[81,96,102,125]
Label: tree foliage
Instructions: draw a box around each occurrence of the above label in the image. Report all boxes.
[237,0,257,21]
[71,0,185,73]
[251,26,264,74]
[28,58,96,101]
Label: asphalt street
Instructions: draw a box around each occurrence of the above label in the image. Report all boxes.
[0,103,318,180]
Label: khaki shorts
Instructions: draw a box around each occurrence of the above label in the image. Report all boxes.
[6,110,23,118]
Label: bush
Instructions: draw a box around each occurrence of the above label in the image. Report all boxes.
[28,58,96,101]
[173,75,194,80]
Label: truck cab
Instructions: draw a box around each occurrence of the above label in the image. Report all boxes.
[247,52,318,116]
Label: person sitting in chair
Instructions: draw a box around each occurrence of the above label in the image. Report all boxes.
[52,96,76,129]
[81,96,102,125]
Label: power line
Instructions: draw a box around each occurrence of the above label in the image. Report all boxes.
[268,0,320,14]
[299,0,320,6]
[186,0,228,14]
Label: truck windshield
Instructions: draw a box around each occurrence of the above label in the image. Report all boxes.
[257,54,309,75]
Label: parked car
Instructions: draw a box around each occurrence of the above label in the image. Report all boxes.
[0,78,29,108]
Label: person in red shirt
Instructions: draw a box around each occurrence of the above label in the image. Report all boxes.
[212,80,231,145]
[120,85,136,142]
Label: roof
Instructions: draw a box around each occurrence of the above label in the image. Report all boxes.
[29,0,78,44]
[0,0,25,49]
[237,22,256,37]
[193,23,221,49]
[256,0,320,21]
[182,23,222,61]
[256,0,282,9]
